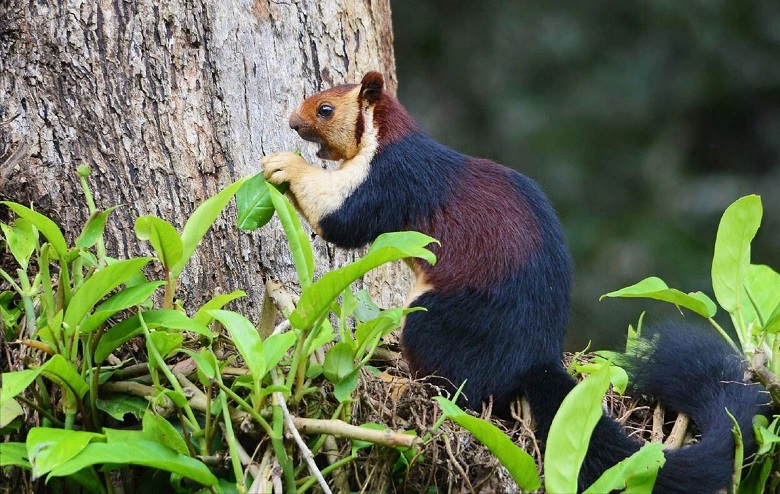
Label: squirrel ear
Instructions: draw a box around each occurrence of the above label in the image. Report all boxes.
[360,71,384,104]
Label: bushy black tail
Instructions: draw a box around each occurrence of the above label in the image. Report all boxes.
[520,323,769,493]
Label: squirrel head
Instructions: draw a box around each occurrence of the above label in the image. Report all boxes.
[288,72,386,161]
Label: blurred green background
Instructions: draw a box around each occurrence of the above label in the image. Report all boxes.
[392,0,780,350]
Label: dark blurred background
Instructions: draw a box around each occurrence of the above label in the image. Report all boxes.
[392,0,780,350]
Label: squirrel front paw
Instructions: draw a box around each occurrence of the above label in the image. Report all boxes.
[261,152,310,186]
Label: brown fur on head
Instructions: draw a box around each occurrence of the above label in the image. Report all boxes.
[288,72,388,161]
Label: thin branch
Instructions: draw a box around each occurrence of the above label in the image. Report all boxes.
[271,369,332,494]
[293,417,421,449]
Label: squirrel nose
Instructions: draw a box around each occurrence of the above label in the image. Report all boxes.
[289,112,303,131]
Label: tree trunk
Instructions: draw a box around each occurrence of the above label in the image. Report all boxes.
[0,0,410,314]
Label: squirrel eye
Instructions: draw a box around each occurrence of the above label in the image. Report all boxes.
[317,104,334,118]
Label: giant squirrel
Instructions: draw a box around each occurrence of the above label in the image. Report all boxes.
[262,72,767,493]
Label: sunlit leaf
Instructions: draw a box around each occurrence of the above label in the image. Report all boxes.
[172,177,247,278]
[0,202,68,259]
[712,195,762,313]
[436,397,541,490]
[545,365,611,493]
[290,231,437,329]
[584,442,664,493]
[63,257,152,330]
[135,216,183,270]
[268,183,314,288]
[600,276,716,318]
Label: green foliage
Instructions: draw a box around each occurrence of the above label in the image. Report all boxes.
[603,195,780,492]
[0,169,434,492]
[435,397,541,491]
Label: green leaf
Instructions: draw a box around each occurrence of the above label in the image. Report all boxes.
[148,331,184,362]
[143,413,189,456]
[171,177,247,278]
[334,368,361,403]
[39,354,90,399]
[290,231,437,329]
[1,201,68,259]
[76,206,120,249]
[0,369,39,408]
[712,195,762,313]
[47,439,218,486]
[600,276,716,318]
[211,310,266,379]
[355,307,419,358]
[584,442,665,493]
[435,397,541,490]
[0,442,29,469]
[1,397,24,428]
[95,394,149,421]
[96,310,212,363]
[135,216,183,270]
[81,281,165,334]
[263,331,298,372]
[267,183,314,288]
[63,257,152,330]
[27,427,102,479]
[545,365,611,494]
[323,342,356,384]
[742,264,780,332]
[236,172,289,230]
[193,290,246,326]
[1,218,37,269]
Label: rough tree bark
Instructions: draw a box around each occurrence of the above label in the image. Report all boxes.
[0,0,411,315]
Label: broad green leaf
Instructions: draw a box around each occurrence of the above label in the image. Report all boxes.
[738,458,773,494]
[742,264,780,331]
[435,397,541,490]
[211,310,266,379]
[354,289,382,322]
[766,304,780,334]
[193,290,246,325]
[76,206,120,248]
[323,342,355,384]
[584,442,665,493]
[0,442,29,469]
[135,216,183,270]
[0,369,39,408]
[0,397,24,428]
[600,276,716,318]
[143,413,189,456]
[290,231,437,329]
[545,365,611,494]
[1,218,36,269]
[1,201,68,258]
[712,195,762,312]
[81,281,165,333]
[27,427,102,479]
[236,172,289,230]
[63,257,152,329]
[267,183,314,288]
[171,177,247,278]
[47,440,217,486]
[575,359,629,395]
[39,354,90,399]
[96,310,212,363]
[96,394,148,421]
[334,368,361,403]
[263,331,298,372]
[355,308,420,358]
[148,331,184,362]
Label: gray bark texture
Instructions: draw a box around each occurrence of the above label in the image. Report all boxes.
[0,0,411,315]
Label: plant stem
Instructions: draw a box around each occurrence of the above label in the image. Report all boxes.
[138,312,202,436]
[707,317,739,352]
[297,454,356,493]
[219,390,246,494]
